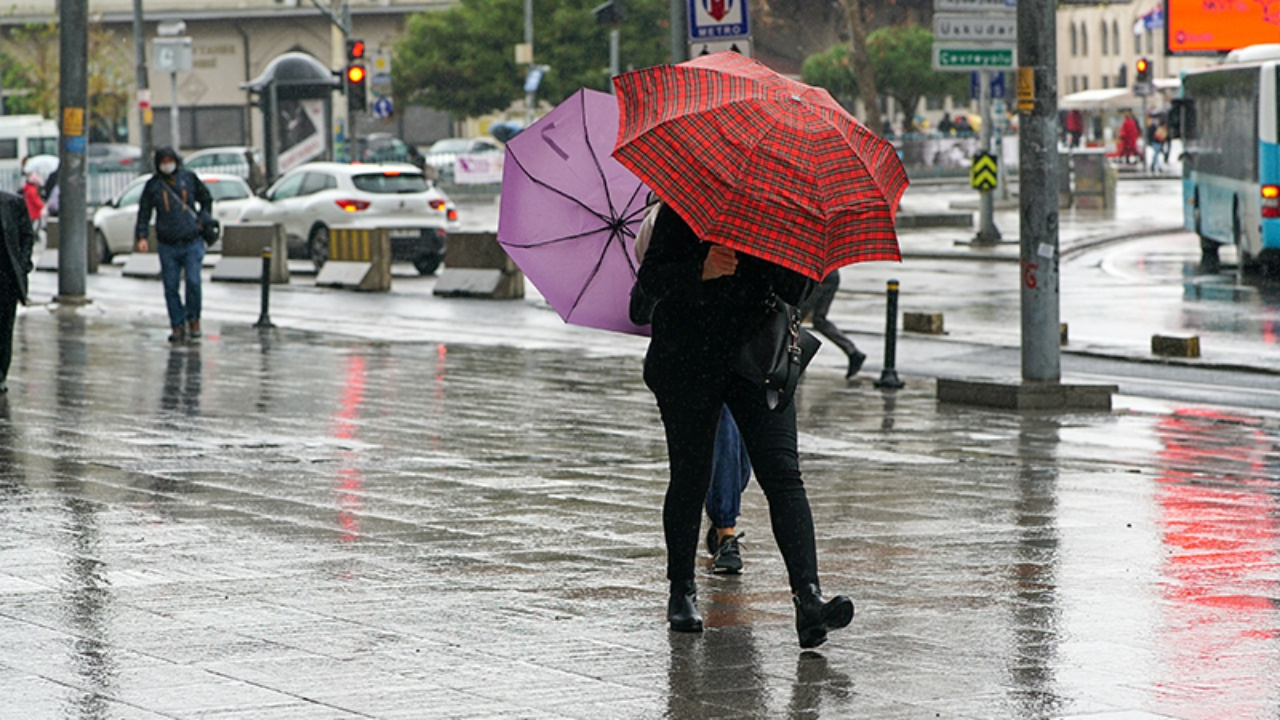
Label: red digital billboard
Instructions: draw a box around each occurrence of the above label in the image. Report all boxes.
[1167,0,1280,55]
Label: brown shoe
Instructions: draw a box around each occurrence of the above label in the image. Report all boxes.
[187,319,201,338]
[168,325,186,343]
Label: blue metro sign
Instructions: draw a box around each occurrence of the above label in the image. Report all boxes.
[688,0,750,40]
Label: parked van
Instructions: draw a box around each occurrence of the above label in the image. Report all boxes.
[0,114,59,172]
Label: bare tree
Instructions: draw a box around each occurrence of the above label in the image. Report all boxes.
[841,0,882,132]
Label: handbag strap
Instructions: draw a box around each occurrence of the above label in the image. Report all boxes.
[160,177,199,219]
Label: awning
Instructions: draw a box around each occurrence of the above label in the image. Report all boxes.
[1060,78,1179,111]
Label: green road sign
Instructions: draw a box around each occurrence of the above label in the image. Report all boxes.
[933,46,1014,71]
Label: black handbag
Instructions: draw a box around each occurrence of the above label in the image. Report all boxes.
[733,294,821,412]
[198,211,222,246]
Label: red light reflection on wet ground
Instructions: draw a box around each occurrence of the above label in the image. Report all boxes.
[334,355,367,543]
[1154,408,1280,717]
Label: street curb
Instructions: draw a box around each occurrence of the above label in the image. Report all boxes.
[899,224,1186,262]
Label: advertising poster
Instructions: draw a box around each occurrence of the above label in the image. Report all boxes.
[277,98,326,173]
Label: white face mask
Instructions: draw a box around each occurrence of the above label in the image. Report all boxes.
[159,162,177,175]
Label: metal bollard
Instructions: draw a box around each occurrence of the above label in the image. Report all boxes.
[254,246,275,329]
[874,279,905,389]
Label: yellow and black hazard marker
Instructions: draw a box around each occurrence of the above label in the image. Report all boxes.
[970,152,998,191]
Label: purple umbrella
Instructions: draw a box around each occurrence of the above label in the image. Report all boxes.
[497,88,651,335]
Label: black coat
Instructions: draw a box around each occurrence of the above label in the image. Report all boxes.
[0,192,35,303]
[135,169,212,245]
[637,205,811,393]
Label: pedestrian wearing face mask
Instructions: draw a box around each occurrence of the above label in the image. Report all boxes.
[135,147,213,343]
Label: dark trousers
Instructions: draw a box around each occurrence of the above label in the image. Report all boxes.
[651,371,818,592]
[0,278,17,381]
[805,274,859,359]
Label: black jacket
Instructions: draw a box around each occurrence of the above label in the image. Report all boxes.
[135,168,212,244]
[0,192,35,303]
[638,205,811,392]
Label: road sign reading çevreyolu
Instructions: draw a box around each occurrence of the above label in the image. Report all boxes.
[933,46,1015,71]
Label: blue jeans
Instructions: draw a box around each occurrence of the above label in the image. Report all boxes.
[158,239,204,329]
[706,404,752,529]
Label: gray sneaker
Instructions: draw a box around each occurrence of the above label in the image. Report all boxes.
[712,532,744,574]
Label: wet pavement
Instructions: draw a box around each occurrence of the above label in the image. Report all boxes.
[2,178,1280,719]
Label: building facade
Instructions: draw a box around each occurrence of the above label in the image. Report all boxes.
[0,1,453,154]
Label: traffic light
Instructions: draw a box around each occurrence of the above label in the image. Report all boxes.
[346,62,367,113]
[346,38,365,62]
[1136,57,1151,84]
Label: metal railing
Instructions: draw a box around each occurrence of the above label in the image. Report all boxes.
[0,168,141,208]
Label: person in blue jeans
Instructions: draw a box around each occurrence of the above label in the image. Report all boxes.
[135,147,213,343]
[706,404,752,573]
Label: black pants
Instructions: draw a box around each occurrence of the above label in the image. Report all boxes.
[650,370,819,592]
[0,278,18,382]
[805,273,859,359]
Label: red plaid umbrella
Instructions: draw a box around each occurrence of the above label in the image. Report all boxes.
[612,52,908,282]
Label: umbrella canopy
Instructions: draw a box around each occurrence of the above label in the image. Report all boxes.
[612,52,908,282]
[497,88,651,335]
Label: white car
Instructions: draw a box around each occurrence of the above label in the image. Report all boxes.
[236,161,459,275]
[92,172,256,261]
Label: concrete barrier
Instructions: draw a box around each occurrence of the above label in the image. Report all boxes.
[314,227,391,292]
[37,218,100,274]
[433,231,524,299]
[120,228,161,279]
[1152,334,1200,358]
[212,222,289,284]
[903,311,945,335]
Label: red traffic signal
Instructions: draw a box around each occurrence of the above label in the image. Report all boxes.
[1136,57,1151,84]
[346,39,365,61]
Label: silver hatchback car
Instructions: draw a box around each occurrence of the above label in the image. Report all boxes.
[235,162,459,275]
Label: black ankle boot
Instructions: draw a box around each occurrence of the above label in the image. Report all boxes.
[793,583,854,648]
[667,579,703,632]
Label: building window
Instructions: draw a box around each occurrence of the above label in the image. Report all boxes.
[1102,21,1109,55]
[1081,25,1088,55]
[153,106,247,149]
[1082,76,1089,91]
[925,95,944,111]
[1071,24,1078,56]
[1112,21,1120,57]
[1146,30,1153,53]
[1135,28,1142,54]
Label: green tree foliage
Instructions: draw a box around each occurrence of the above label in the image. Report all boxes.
[866,23,968,132]
[393,0,670,121]
[802,24,970,132]
[1,19,135,141]
[801,45,858,110]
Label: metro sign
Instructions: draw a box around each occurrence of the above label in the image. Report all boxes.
[688,0,750,39]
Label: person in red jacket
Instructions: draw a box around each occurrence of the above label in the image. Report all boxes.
[21,173,43,227]
[1118,109,1142,165]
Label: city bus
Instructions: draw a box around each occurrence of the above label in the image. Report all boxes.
[1174,44,1280,277]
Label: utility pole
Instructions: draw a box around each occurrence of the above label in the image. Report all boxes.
[132,0,153,171]
[1017,0,1059,383]
[974,69,1001,244]
[524,0,535,126]
[58,0,89,303]
[310,0,350,159]
[669,0,686,63]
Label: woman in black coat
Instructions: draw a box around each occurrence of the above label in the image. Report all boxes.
[637,204,854,648]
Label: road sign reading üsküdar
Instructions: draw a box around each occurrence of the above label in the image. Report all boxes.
[932,0,1016,72]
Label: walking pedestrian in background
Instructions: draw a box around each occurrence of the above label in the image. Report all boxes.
[0,191,35,394]
[135,147,213,343]
[800,270,867,379]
